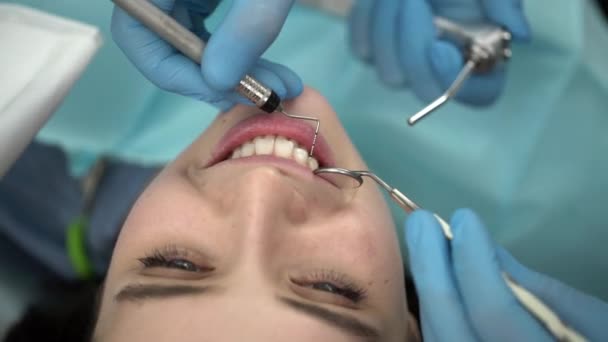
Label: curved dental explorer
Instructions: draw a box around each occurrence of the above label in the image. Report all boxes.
[313,167,587,342]
[276,103,320,156]
[111,0,320,157]
[407,17,513,126]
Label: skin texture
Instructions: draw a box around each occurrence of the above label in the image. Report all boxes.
[94,88,413,341]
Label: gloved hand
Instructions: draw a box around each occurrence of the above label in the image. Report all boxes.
[111,0,302,111]
[349,0,531,106]
[404,208,608,341]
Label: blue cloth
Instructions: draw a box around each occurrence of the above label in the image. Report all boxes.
[11,0,608,301]
[0,142,159,279]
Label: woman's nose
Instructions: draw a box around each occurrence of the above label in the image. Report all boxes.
[228,166,309,238]
[236,166,309,221]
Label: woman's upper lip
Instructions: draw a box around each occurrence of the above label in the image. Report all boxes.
[207,112,334,168]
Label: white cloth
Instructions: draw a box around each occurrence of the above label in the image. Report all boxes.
[0,4,101,177]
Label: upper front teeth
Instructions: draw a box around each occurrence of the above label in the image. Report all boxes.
[230,135,319,171]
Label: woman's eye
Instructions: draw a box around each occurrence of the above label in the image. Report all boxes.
[165,259,200,272]
[139,250,206,273]
[312,282,340,294]
[310,282,364,302]
[137,246,214,279]
[139,255,202,272]
[291,270,367,304]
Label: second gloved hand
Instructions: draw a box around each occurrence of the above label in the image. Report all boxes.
[349,0,531,106]
[404,209,608,341]
[112,0,302,111]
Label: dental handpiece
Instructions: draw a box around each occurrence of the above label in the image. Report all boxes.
[407,17,512,125]
[299,1,513,126]
[111,0,321,156]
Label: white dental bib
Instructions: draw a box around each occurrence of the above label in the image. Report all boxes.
[0,4,101,177]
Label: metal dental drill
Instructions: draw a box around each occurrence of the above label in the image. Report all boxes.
[111,0,320,156]
[407,17,513,125]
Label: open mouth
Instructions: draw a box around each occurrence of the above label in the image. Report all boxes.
[207,113,334,171]
[227,135,320,170]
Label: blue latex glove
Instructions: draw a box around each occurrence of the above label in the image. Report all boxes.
[405,209,608,341]
[349,0,531,106]
[111,0,303,111]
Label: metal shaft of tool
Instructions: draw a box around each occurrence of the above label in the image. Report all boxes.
[365,172,584,340]
[277,105,320,156]
[407,59,477,126]
[315,166,585,341]
[112,0,320,156]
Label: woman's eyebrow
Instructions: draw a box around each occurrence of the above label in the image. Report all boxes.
[113,284,380,339]
[114,284,212,302]
[278,296,381,340]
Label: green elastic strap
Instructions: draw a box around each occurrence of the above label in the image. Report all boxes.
[66,216,94,279]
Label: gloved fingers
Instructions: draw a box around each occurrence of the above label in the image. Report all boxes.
[397,0,445,103]
[457,69,506,106]
[154,54,225,102]
[481,0,531,41]
[371,0,407,86]
[112,0,192,31]
[180,0,221,41]
[427,40,466,98]
[255,59,303,99]
[112,7,209,98]
[223,59,299,106]
[111,1,203,85]
[497,247,608,339]
[348,0,375,62]
[201,0,296,92]
[405,210,477,341]
[450,209,554,342]
[430,41,506,106]
[111,4,175,63]
[429,0,484,21]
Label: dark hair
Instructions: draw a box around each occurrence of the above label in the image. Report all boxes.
[3,278,103,342]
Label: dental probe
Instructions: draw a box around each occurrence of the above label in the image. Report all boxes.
[407,17,512,125]
[111,0,320,156]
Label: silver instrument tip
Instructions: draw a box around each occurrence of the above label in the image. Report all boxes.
[407,60,477,126]
[278,107,320,157]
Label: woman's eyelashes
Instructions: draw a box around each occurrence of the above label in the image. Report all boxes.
[138,245,214,274]
[137,247,367,305]
[291,269,367,304]
[139,253,200,272]
[309,281,366,303]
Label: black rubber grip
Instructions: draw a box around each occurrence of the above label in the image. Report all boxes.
[260,91,281,113]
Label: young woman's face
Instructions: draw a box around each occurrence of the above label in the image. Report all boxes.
[95,88,413,341]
